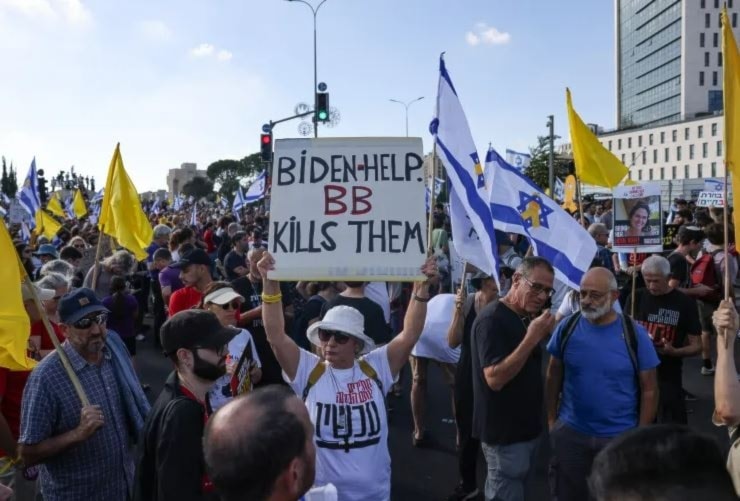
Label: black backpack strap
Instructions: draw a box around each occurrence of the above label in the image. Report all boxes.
[558,311,582,360]
[620,314,640,376]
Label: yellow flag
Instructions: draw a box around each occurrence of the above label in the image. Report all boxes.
[0,222,36,370]
[34,209,62,240]
[722,8,740,247]
[566,88,630,188]
[98,143,153,260]
[46,193,65,218]
[73,189,87,219]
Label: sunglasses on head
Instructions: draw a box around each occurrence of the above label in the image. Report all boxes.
[318,329,351,344]
[72,313,108,329]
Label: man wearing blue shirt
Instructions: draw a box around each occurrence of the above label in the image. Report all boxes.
[545,267,659,501]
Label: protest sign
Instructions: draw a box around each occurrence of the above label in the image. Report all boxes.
[696,191,725,207]
[612,183,663,253]
[268,138,427,281]
[663,223,680,251]
[8,200,31,224]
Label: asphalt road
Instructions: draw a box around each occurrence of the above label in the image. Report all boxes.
[134,320,738,501]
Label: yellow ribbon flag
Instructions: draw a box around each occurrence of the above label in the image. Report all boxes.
[46,193,65,218]
[35,209,62,240]
[73,189,87,219]
[566,88,630,188]
[722,7,740,247]
[0,222,36,370]
[98,143,153,260]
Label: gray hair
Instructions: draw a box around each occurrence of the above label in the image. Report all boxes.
[227,222,239,234]
[588,223,608,238]
[641,255,670,277]
[605,271,619,291]
[153,224,172,240]
[103,250,137,274]
[40,259,75,278]
[516,256,555,277]
[36,272,70,291]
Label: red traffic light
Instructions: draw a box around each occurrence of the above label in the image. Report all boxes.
[261,134,271,144]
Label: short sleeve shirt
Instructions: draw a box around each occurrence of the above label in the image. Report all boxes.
[223,251,246,281]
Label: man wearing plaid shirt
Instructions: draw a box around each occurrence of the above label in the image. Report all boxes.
[19,288,136,501]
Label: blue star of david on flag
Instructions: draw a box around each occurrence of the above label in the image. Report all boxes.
[517,192,553,229]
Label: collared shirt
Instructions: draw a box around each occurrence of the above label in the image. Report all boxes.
[20,341,134,501]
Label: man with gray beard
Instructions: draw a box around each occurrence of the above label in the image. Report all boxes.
[544,267,660,501]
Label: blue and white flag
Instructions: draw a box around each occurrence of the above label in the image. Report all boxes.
[505,149,531,172]
[188,195,195,205]
[91,189,104,205]
[150,197,161,215]
[425,176,445,211]
[233,187,246,215]
[220,196,230,210]
[17,158,41,226]
[172,194,183,211]
[0,193,10,206]
[190,203,197,226]
[64,196,75,220]
[554,177,565,202]
[20,221,31,243]
[432,54,499,282]
[244,171,266,204]
[487,147,596,290]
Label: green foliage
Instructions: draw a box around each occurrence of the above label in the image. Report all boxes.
[523,136,572,192]
[207,153,263,198]
[182,176,215,199]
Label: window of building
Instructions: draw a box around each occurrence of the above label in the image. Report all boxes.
[734,12,738,28]
[638,169,642,181]
[685,165,690,178]
[685,128,690,140]
[718,140,723,156]
[628,137,632,148]
[631,152,636,165]
[714,32,719,48]
[731,0,735,8]
[672,166,677,178]
[698,125,704,138]
[677,145,682,161]
[665,148,669,162]
[672,129,677,142]
[649,169,654,180]
[638,135,642,147]
[660,167,665,180]
[703,142,709,158]
[660,131,665,144]
[712,122,718,136]
[701,0,706,7]
[698,164,704,177]
[621,153,625,164]
[608,140,612,151]
[642,150,647,164]
[700,71,705,86]
[690,144,695,159]
[705,51,710,67]
[653,149,658,163]
[709,89,724,112]
[720,12,724,28]
[713,71,718,86]
[618,138,622,149]
[712,162,717,177]
[649,134,654,146]
[701,32,706,48]
[707,13,711,28]
[716,0,720,8]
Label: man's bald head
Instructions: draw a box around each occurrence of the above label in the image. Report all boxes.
[579,267,619,323]
[581,267,618,292]
[204,386,315,501]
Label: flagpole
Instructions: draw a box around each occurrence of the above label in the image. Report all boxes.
[630,248,637,318]
[15,257,90,406]
[91,227,106,292]
[427,145,437,256]
[576,177,586,227]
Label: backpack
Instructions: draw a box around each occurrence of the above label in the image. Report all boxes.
[690,250,723,304]
[302,359,384,403]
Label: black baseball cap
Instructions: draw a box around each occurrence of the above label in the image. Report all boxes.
[160,310,237,356]
[171,248,212,269]
[58,288,110,325]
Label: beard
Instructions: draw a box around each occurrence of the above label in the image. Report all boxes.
[581,300,613,322]
[192,351,226,381]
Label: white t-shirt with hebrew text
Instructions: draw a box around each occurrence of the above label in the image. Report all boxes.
[286,346,394,501]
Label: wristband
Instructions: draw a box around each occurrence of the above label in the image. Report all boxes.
[412,293,430,303]
[261,293,283,304]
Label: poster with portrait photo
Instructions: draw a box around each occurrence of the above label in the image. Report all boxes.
[612,183,663,253]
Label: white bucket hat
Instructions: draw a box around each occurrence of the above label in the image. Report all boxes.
[203,287,244,306]
[306,305,375,355]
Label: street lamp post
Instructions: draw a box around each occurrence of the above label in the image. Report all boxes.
[389,97,424,137]
[286,0,328,138]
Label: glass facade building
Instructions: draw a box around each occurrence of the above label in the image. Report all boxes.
[617,0,683,128]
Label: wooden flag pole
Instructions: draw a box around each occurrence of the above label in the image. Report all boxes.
[427,145,438,257]
[723,163,732,348]
[630,249,638,318]
[90,227,106,292]
[577,177,586,228]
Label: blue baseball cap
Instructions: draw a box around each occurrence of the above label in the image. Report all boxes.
[33,244,59,259]
[58,288,110,325]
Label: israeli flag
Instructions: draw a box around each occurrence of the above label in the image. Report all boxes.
[554,177,565,202]
[64,196,75,219]
[220,196,230,210]
[244,171,267,204]
[425,177,445,211]
[20,221,31,243]
[172,195,183,211]
[232,187,246,215]
[705,178,724,192]
[505,149,531,172]
[91,189,104,206]
[17,158,41,226]
[188,195,195,204]
[449,186,492,275]
[432,54,499,283]
[190,203,197,226]
[150,197,161,215]
[487,147,596,290]
[0,193,10,206]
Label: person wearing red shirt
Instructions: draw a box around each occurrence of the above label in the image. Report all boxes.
[169,249,214,316]
[203,222,217,255]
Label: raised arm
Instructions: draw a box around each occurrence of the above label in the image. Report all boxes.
[714,300,740,425]
[386,257,437,376]
[256,253,300,381]
[447,288,465,349]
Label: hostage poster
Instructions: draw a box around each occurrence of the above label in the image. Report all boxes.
[268,137,427,281]
[612,182,663,253]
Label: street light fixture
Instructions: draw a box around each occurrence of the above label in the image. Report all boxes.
[285,0,329,138]
[389,96,425,137]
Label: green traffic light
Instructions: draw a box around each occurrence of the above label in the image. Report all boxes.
[318,111,328,120]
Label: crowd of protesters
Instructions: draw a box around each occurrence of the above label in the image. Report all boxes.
[0,193,739,501]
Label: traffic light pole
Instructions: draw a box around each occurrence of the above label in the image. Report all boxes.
[269,109,315,131]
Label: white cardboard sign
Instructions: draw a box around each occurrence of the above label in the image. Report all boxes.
[697,190,725,207]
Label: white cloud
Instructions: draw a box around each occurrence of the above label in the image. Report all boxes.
[216,49,232,61]
[138,20,173,43]
[190,43,214,57]
[0,0,91,26]
[466,22,510,46]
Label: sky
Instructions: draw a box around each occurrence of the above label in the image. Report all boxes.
[0,0,616,192]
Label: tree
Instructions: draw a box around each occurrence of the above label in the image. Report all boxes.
[524,136,572,192]
[7,163,18,197]
[207,155,262,198]
[1,157,8,197]
[182,176,215,200]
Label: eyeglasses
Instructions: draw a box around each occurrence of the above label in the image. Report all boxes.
[73,244,86,249]
[521,276,555,298]
[215,300,240,311]
[318,329,351,344]
[579,290,608,301]
[72,313,108,329]
[193,344,228,357]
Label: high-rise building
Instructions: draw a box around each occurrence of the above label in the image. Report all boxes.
[616,0,740,129]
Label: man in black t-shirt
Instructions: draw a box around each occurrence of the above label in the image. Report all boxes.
[320,282,391,345]
[628,255,701,424]
[667,225,705,293]
[471,257,556,500]
[223,231,249,281]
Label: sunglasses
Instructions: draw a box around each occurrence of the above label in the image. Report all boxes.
[74,244,86,249]
[72,313,108,329]
[318,329,351,344]
[214,301,240,311]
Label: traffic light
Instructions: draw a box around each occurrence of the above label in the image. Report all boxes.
[260,133,273,163]
[316,92,329,122]
[38,176,48,204]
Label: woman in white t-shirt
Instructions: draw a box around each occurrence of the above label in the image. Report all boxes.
[257,252,437,501]
[200,282,262,412]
